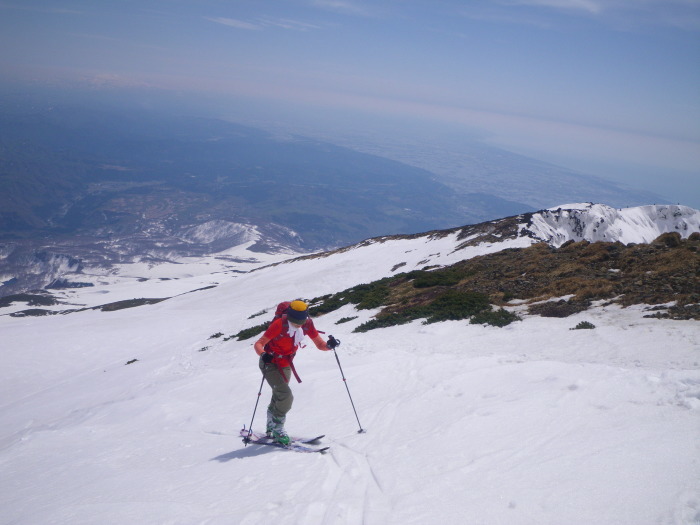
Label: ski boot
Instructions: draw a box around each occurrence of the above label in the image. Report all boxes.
[271,428,291,446]
[266,408,291,445]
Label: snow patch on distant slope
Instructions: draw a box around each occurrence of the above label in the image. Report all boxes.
[179,220,305,255]
[528,204,700,247]
[179,221,259,245]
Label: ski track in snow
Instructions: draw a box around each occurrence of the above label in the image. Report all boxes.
[1,204,699,525]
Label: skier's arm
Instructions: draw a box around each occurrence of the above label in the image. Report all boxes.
[311,334,331,351]
[254,336,271,356]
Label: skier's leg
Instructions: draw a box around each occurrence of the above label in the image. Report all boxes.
[260,360,293,443]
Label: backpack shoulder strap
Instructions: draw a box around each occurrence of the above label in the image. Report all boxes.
[263,315,303,384]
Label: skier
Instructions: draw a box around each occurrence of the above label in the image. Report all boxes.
[253,300,334,445]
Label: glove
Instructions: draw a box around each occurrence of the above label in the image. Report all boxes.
[326,336,340,349]
[261,353,274,364]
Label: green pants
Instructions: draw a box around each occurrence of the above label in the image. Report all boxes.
[259,359,294,419]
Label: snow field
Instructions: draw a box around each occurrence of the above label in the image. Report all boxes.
[1,275,699,524]
[1,210,699,525]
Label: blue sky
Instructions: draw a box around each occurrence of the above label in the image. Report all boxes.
[1,0,699,206]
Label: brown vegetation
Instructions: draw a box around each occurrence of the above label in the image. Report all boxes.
[340,232,699,322]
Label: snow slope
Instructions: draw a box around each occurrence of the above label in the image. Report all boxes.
[1,204,699,525]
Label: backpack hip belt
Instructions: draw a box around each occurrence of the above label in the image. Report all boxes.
[264,350,302,384]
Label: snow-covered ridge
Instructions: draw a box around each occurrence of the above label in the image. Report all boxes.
[3,203,697,309]
[527,203,699,247]
[277,204,699,296]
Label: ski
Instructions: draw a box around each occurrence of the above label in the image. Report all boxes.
[240,428,324,444]
[248,439,329,454]
[240,428,329,453]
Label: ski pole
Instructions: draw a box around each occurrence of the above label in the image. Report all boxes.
[328,336,365,434]
[243,371,266,446]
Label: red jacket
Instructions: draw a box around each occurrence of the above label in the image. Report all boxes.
[263,317,319,367]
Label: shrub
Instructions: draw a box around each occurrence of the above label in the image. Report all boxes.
[100,298,167,311]
[470,308,521,327]
[501,291,516,302]
[0,293,58,307]
[529,300,589,318]
[353,290,490,332]
[10,309,54,317]
[353,279,395,307]
[310,279,394,315]
[654,232,682,247]
[354,312,415,332]
[336,316,358,324]
[309,293,347,316]
[234,322,268,340]
[420,290,490,323]
[411,270,462,288]
[352,283,390,310]
[571,321,596,330]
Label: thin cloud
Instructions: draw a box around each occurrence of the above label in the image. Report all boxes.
[259,17,321,31]
[0,2,82,14]
[505,0,602,13]
[205,17,262,31]
[69,32,169,52]
[312,0,376,16]
[205,16,320,32]
[82,73,154,89]
[479,0,700,30]
[611,0,700,31]
[661,11,700,31]
[459,6,554,27]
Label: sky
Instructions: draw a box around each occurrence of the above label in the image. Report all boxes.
[1,0,699,206]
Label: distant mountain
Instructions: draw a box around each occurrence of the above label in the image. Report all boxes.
[1,100,687,299]
[0,102,536,296]
[0,103,531,248]
[320,133,667,210]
